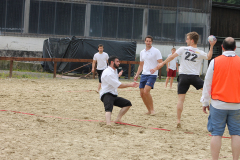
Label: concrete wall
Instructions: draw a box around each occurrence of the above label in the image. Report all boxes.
[0,36,46,52]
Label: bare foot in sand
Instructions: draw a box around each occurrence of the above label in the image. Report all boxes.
[145,112,151,115]
[149,112,156,116]
[114,120,125,124]
[177,123,181,128]
[106,122,111,125]
[145,111,155,116]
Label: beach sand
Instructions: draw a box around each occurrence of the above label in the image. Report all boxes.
[0,78,232,160]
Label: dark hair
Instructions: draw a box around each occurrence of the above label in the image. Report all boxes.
[187,32,199,44]
[145,35,153,42]
[108,56,119,64]
[98,44,104,48]
[222,39,236,51]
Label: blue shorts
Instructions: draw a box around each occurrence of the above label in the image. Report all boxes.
[139,75,157,89]
[207,104,240,136]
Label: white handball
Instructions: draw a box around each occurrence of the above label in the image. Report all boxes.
[208,35,216,42]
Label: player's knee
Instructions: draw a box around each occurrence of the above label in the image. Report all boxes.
[140,92,144,97]
[143,90,150,95]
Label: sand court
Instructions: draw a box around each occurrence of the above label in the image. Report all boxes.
[0,78,232,160]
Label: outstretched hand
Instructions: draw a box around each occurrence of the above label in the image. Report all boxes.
[150,63,164,74]
[203,106,209,114]
[131,82,139,88]
[118,70,123,77]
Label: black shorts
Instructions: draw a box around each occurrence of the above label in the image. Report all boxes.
[101,93,132,112]
[97,70,104,83]
[177,74,204,94]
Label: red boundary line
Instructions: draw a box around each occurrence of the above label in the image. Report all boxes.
[27,90,139,93]
[0,110,170,131]
[1,109,232,160]
[0,109,232,138]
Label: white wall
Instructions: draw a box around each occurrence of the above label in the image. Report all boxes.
[0,36,46,51]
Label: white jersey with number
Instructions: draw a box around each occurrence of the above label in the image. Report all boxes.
[176,46,208,75]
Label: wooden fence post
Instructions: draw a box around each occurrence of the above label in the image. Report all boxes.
[128,63,131,80]
[158,68,161,80]
[93,65,96,79]
[53,61,57,78]
[9,60,13,78]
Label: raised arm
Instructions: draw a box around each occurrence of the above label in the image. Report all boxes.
[207,40,217,60]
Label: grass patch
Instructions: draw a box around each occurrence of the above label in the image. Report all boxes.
[0,70,53,79]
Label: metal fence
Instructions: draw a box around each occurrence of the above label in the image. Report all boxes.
[0,0,212,45]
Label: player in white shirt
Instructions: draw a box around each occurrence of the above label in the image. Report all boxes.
[150,32,216,128]
[134,35,163,115]
[92,44,109,92]
[165,48,179,89]
[100,56,139,125]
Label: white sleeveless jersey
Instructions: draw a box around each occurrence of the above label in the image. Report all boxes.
[176,46,208,75]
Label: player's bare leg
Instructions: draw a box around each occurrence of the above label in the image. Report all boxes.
[140,88,150,114]
[231,135,240,160]
[165,77,170,88]
[97,83,101,92]
[177,94,186,127]
[115,106,131,124]
[141,86,155,115]
[105,112,112,125]
[170,77,174,89]
[210,136,222,160]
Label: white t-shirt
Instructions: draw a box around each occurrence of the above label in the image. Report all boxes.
[100,66,122,99]
[93,52,109,70]
[167,54,178,70]
[140,46,162,75]
[176,46,208,75]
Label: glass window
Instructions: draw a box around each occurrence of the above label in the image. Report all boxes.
[6,0,25,33]
[162,10,176,42]
[29,0,39,34]
[55,2,71,35]
[148,9,162,41]
[38,1,55,35]
[117,7,133,39]
[132,8,143,39]
[0,0,6,33]
[71,4,86,36]
[176,11,207,44]
[90,5,103,37]
[102,6,118,38]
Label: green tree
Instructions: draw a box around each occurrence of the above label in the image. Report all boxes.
[213,0,240,4]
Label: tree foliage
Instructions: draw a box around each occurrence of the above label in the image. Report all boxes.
[213,0,240,5]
